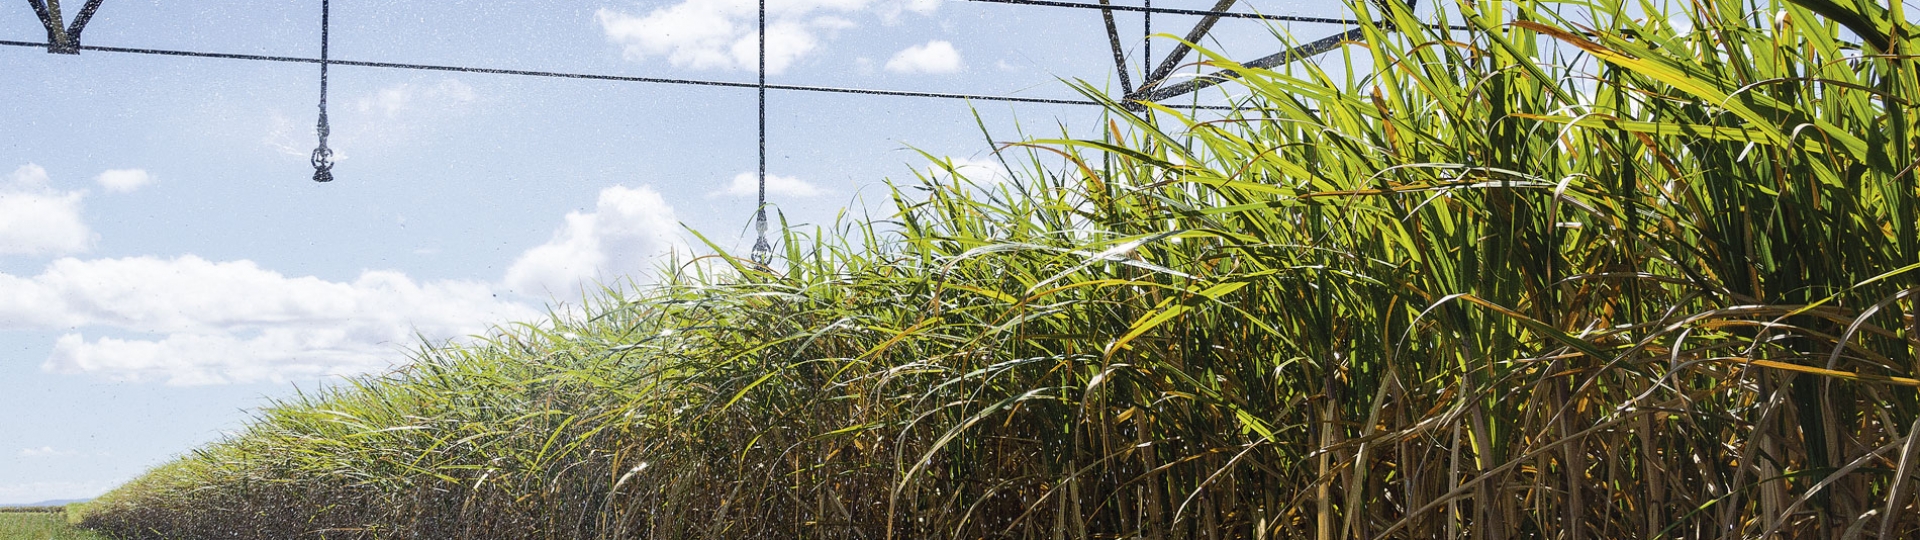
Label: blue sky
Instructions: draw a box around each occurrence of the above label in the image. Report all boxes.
[0,0,1351,504]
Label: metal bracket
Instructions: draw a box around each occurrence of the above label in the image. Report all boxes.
[1123,0,1414,106]
[1136,0,1237,95]
[26,0,103,54]
[1129,27,1360,104]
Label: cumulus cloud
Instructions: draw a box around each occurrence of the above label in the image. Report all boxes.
[884,0,942,21]
[885,40,963,74]
[596,0,940,74]
[505,186,686,299]
[95,169,154,193]
[54,330,389,386]
[0,256,539,385]
[713,172,822,198]
[0,172,692,385]
[0,164,93,257]
[18,446,71,458]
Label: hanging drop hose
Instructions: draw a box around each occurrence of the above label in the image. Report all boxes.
[750,0,771,264]
[311,0,335,183]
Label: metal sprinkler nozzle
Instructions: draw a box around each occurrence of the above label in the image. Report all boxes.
[310,144,334,183]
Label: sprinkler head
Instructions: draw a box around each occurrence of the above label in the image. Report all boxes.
[310,146,335,183]
[751,236,772,264]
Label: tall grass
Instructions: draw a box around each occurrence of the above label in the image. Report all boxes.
[76,0,1920,538]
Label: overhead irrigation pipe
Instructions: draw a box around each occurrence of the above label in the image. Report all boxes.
[8,0,1334,109]
[0,39,1125,106]
[1095,0,1133,95]
[4,1,1468,110]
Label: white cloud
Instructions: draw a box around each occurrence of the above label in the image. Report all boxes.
[94,169,154,193]
[875,0,941,24]
[903,0,941,15]
[18,446,72,458]
[885,40,963,74]
[505,185,686,299]
[54,330,388,386]
[0,164,93,257]
[0,180,699,385]
[714,172,822,198]
[0,256,538,385]
[596,0,939,74]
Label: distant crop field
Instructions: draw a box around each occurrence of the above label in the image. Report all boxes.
[0,511,105,539]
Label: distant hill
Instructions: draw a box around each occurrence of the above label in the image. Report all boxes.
[0,498,88,508]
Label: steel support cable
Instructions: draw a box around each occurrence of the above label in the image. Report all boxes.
[1138,0,1236,92]
[752,0,771,264]
[26,0,102,54]
[1095,0,1132,95]
[25,0,65,51]
[311,0,334,183]
[1130,26,1359,103]
[59,0,100,53]
[62,0,100,45]
[24,0,54,44]
[1128,0,1450,103]
[964,0,1465,105]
